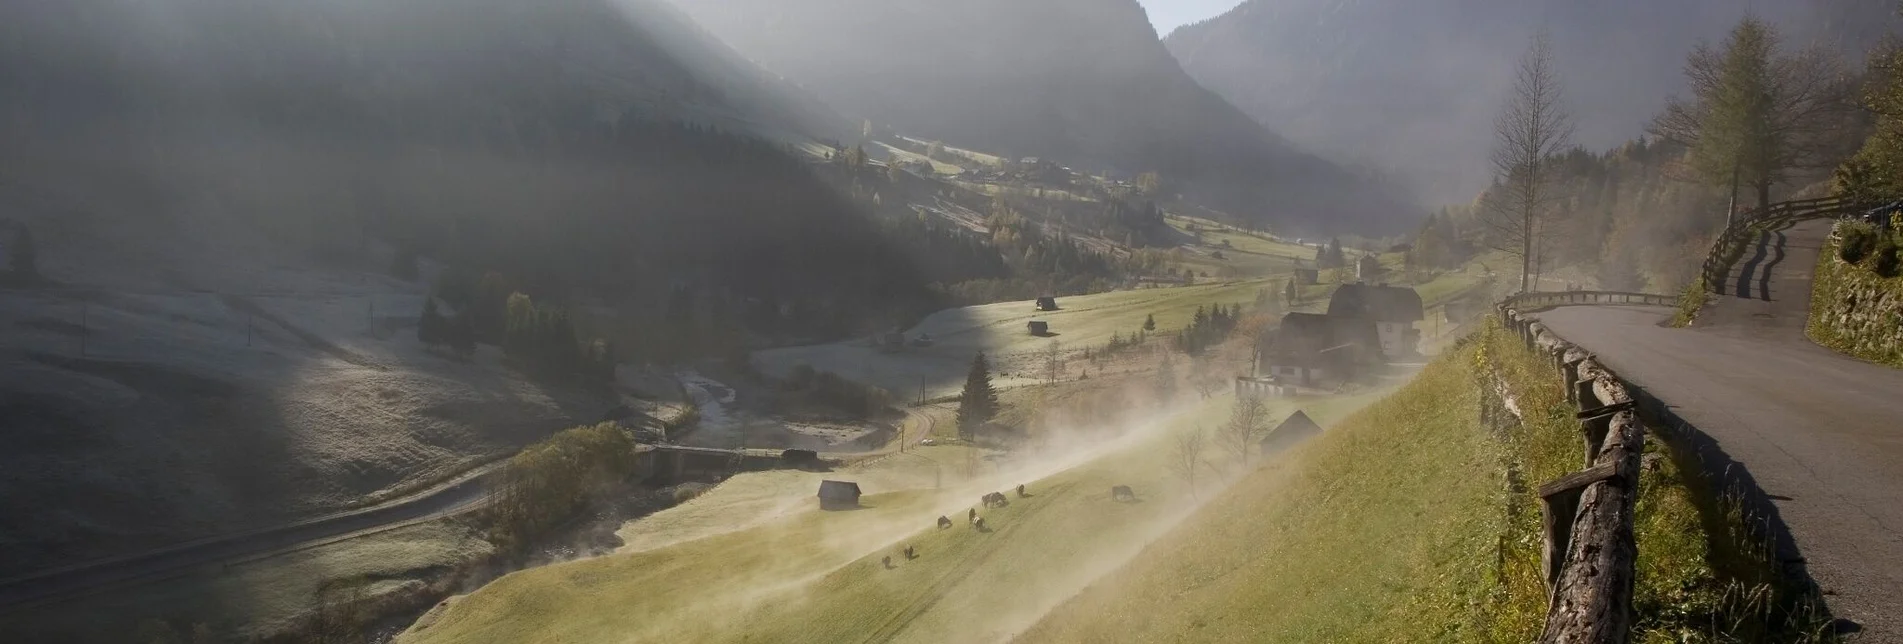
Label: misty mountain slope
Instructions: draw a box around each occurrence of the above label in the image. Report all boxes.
[0,0,934,574]
[676,0,1417,236]
[0,0,844,142]
[1164,0,1901,204]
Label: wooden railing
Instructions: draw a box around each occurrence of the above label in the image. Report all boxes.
[1698,196,1868,293]
[1499,290,1675,312]
[1497,306,1649,644]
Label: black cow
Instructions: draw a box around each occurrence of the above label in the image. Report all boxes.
[937,515,954,530]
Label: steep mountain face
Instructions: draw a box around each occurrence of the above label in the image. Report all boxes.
[677,0,1418,236]
[1164,0,1901,205]
[0,0,844,142]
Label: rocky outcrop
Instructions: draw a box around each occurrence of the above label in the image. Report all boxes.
[1808,225,1903,367]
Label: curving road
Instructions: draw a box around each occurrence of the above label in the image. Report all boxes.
[1531,218,1903,639]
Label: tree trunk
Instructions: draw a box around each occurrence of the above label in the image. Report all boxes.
[1755,181,1772,213]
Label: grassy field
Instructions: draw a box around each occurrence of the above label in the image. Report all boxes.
[1021,321,1831,643]
[394,388,1387,644]
[0,519,493,642]
[753,279,1279,399]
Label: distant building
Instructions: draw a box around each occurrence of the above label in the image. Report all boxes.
[1257,312,1380,388]
[818,480,862,510]
[1356,254,1385,281]
[1326,283,1424,360]
[1260,410,1324,455]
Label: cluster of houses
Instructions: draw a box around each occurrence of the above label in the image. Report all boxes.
[1237,282,1424,397]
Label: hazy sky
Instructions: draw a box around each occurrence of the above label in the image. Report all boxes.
[1138,0,1246,36]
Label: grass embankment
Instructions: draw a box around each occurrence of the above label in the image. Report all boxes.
[1023,322,1823,642]
[395,392,1384,644]
[1673,277,1710,327]
[1807,223,1903,367]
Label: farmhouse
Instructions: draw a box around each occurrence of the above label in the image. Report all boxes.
[1256,312,1379,388]
[817,480,862,510]
[1326,283,1424,360]
[1260,410,1324,455]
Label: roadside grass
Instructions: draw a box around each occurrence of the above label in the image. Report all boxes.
[0,519,492,643]
[395,392,1386,644]
[1486,322,1838,642]
[1673,277,1710,327]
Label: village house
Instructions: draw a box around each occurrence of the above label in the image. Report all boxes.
[1325,283,1424,361]
[1253,312,1380,389]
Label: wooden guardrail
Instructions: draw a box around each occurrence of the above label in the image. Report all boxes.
[1497,305,1649,644]
[1698,196,1868,294]
[1498,290,1675,312]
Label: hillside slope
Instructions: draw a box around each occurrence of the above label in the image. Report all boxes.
[676,0,1418,236]
[1164,0,1900,204]
[0,0,930,577]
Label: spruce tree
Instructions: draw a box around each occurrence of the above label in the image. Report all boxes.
[1143,313,1156,331]
[1154,350,1178,405]
[957,352,998,439]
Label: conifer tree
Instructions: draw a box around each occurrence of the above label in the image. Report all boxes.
[957,352,998,439]
[1143,313,1157,331]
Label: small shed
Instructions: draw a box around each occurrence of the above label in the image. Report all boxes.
[818,480,862,510]
[1035,296,1059,311]
[782,449,821,469]
[1356,254,1385,280]
[1293,268,1319,285]
[1027,320,1050,336]
[1260,410,1324,455]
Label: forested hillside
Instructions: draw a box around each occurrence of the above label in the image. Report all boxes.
[676,0,1418,236]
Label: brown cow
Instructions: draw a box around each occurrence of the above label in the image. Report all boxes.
[937,515,954,530]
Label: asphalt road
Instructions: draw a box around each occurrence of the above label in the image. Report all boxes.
[1533,219,1903,639]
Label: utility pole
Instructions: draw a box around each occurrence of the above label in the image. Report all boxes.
[246,313,254,348]
[79,301,88,356]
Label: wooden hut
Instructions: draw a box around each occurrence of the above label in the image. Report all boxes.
[1259,410,1324,455]
[1027,320,1050,336]
[818,480,862,510]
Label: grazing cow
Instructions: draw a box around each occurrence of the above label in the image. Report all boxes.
[981,492,1009,508]
[972,517,988,531]
[1111,485,1136,502]
[937,515,954,530]
[1016,484,1028,498]
[904,545,917,560]
[882,556,893,569]
[968,508,977,521]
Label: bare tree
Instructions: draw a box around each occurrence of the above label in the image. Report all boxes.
[1218,394,1272,470]
[1483,30,1574,294]
[1188,355,1221,399]
[1170,425,1210,500]
[1650,17,1853,218]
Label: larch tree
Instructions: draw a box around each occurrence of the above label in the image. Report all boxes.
[957,352,998,439]
[1170,425,1210,500]
[1484,30,1574,294]
[1652,16,1852,218]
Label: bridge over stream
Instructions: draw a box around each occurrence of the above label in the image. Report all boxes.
[1506,211,1903,639]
